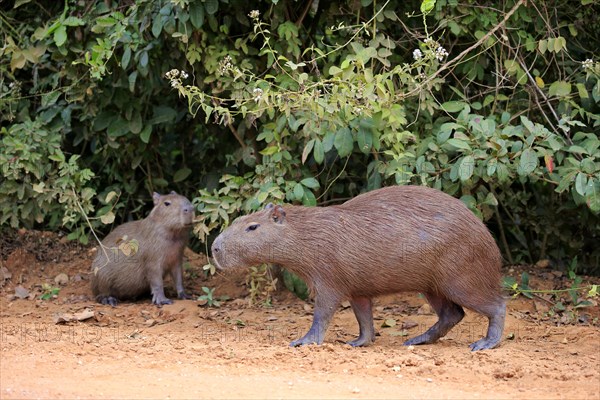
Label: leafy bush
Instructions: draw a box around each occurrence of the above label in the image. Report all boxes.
[1,0,599,274]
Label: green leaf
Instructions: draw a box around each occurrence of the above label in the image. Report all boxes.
[576,83,589,99]
[420,0,436,14]
[458,155,475,181]
[107,118,129,138]
[62,16,85,26]
[313,139,324,164]
[129,112,142,134]
[548,81,571,98]
[122,47,131,69]
[189,1,205,29]
[151,106,176,124]
[152,15,164,38]
[575,172,588,196]
[334,127,354,157]
[300,177,320,189]
[441,101,466,113]
[128,71,138,92]
[329,66,343,76]
[54,25,67,47]
[446,138,471,151]
[204,0,219,15]
[293,183,304,200]
[140,125,152,144]
[260,146,279,156]
[173,168,192,183]
[302,139,315,164]
[356,126,373,154]
[302,189,317,206]
[519,148,538,175]
[100,211,115,224]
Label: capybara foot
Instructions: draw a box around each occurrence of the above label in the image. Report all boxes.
[178,291,192,300]
[152,296,173,306]
[469,337,501,351]
[98,296,118,307]
[403,334,436,347]
[346,336,374,347]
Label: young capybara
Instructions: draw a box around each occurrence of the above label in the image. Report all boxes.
[91,191,195,306]
[211,185,505,351]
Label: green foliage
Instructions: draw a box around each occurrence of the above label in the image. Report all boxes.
[1,0,599,275]
[197,286,221,307]
[40,283,60,301]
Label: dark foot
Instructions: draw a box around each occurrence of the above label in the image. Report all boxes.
[403,334,435,346]
[347,336,374,347]
[152,296,173,306]
[99,296,118,307]
[469,337,501,351]
[178,291,192,300]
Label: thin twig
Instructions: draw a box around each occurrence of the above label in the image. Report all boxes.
[405,0,526,99]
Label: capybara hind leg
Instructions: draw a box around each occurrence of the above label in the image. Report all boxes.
[348,297,375,347]
[404,293,464,346]
[290,292,340,347]
[469,301,506,351]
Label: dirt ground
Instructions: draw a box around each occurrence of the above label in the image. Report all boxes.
[1,231,599,399]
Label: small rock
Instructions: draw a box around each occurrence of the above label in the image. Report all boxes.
[55,273,69,286]
[535,259,551,269]
[14,286,30,299]
[351,387,360,394]
[340,301,351,309]
[426,378,433,383]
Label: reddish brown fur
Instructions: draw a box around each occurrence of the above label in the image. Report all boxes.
[91,192,194,306]
[212,185,506,350]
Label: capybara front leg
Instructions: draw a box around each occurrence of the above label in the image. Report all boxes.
[348,297,375,347]
[149,266,172,306]
[404,293,464,346]
[290,293,340,347]
[171,264,191,300]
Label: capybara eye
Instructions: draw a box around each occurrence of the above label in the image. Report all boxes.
[246,224,260,232]
[164,201,171,206]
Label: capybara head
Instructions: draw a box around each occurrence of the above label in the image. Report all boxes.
[149,191,195,229]
[211,203,286,270]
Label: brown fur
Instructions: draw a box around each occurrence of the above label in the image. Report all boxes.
[91,192,194,306]
[212,185,506,350]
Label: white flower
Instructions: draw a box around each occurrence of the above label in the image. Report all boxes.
[582,59,594,70]
[218,55,234,75]
[413,49,423,60]
[435,46,448,61]
[424,38,433,44]
[249,10,260,19]
[164,69,180,79]
[180,70,189,79]
[253,88,263,102]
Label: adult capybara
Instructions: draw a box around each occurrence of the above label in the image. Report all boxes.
[211,185,505,350]
[91,191,195,306]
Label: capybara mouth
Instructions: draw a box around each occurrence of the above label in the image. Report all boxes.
[210,256,223,270]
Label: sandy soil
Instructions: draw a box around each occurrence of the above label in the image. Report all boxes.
[1,231,599,399]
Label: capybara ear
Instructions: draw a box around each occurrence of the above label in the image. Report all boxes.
[152,192,161,205]
[270,205,286,224]
[170,190,177,195]
[265,203,274,210]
